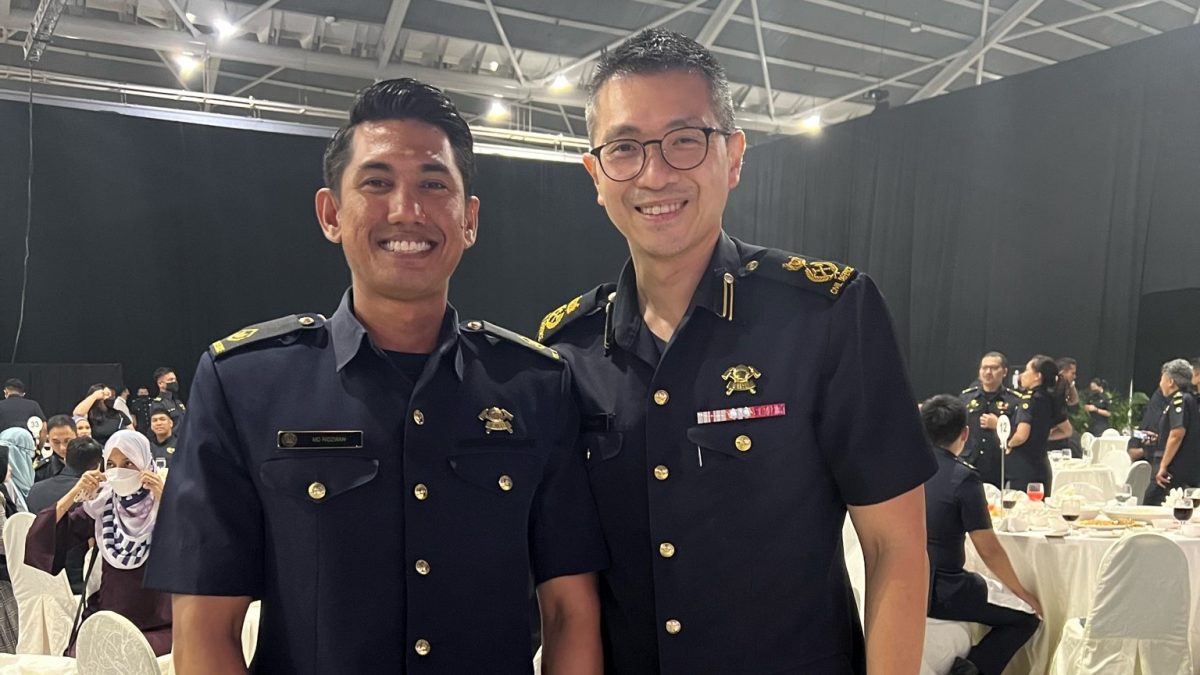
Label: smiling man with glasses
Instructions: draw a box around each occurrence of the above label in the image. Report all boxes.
[537,29,937,675]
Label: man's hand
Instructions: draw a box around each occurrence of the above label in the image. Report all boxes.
[1156,466,1172,488]
[980,413,998,430]
[1084,404,1096,413]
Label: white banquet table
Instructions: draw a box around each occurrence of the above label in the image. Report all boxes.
[967,529,1200,674]
[1050,462,1120,500]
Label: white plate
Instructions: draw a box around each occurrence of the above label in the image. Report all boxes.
[1104,505,1171,522]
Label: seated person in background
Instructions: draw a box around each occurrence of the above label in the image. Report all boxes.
[27,437,103,595]
[145,407,177,469]
[0,428,36,502]
[922,394,1042,675]
[0,379,44,438]
[34,415,77,483]
[71,384,132,446]
[1084,378,1112,436]
[25,430,171,655]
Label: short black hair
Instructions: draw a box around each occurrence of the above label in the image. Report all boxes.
[65,436,103,473]
[981,351,1008,370]
[46,415,76,433]
[1090,377,1107,389]
[2,378,24,393]
[149,405,172,420]
[153,367,174,383]
[322,78,475,195]
[921,394,968,449]
[1055,357,1077,371]
[585,28,735,140]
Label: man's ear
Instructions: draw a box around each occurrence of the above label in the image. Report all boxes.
[726,129,747,190]
[582,153,606,207]
[315,188,342,243]
[463,195,480,248]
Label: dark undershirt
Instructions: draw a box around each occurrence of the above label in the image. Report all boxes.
[383,350,429,383]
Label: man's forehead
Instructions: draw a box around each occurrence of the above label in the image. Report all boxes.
[352,119,454,164]
[592,72,717,138]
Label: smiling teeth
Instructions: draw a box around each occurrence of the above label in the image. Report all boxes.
[641,202,683,216]
[382,240,431,253]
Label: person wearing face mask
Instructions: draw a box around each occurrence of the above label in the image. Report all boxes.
[72,384,133,445]
[25,429,170,656]
[0,427,36,501]
[150,368,186,429]
[0,441,19,653]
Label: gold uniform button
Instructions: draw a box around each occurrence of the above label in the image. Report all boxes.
[607,292,617,303]
[414,639,431,656]
[415,559,430,575]
[466,320,483,330]
[659,542,676,558]
[665,619,682,635]
[413,484,429,501]
[413,409,425,425]
[653,465,670,481]
[735,435,752,452]
[307,482,326,501]
[653,389,669,406]
[498,475,514,491]
[298,316,315,326]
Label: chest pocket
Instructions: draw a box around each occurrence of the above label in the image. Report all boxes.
[259,456,379,503]
[582,431,623,464]
[448,442,545,496]
[687,417,790,459]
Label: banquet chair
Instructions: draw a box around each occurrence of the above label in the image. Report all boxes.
[75,610,173,675]
[1055,482,1106,503]
[3,513,76,656]
[1098,446,1131,481]
[842,516,971,675]
[1125,461,1152,505]
[1048,533,1192,675]
[1100,428,1120,438]
[1079,432,1095,453]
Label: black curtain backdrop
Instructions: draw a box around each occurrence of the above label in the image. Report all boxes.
[0,101,624,414]
[726,25,1200,398]
[2,24,1199,410]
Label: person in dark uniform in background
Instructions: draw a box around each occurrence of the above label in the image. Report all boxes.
[33,415,76,482]
[145,407,177,469]
[1144,359,1198,506]
[538,30,936,674]
[26,436,104,595]
[921,395,1041,675]
[1084,378,1112,435]
[959,352,1021,487]
[128,386,154,432]
[0,379,44,438]
[150,368,186,428]
[146,78,606,675]
[1006,356,1072,496]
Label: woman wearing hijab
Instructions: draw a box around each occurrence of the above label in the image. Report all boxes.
[71,385,132,445]
[25,429,171,655]
[0,428,35,503]
[0,444,18,653]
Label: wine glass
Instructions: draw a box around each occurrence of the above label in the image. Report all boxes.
[1114,483,1134,506]
[1027,482,1045,503]
[1002,483,1019,515]
[1174,497,1194,529]
[1061,497,1082,533]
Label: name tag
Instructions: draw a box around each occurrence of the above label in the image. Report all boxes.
[277,430,364,449]
[695,403,787,425]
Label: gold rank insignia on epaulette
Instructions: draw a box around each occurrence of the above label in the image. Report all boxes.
[463,320,561,361]
[961,386,979,395]
[537,283,616,342]
[749,249,859,298]
[209,313,325,359]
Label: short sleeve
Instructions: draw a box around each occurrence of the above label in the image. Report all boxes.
[814,274,937,506]
[1168,398,1185,431]
[1095,396,1110,412]
[528,364,608,585]
[955,473,992,532]
[1016,399,1034,426]
[144,353,265,596]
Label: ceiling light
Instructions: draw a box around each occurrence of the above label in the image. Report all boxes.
[214,18,236,39]
[487,61,499,72]
[909,21,924,33]
[800,114,822,133]
[174,53,199,76]
[185,12,197,23]
[549,74,572,92]
[486,100,510,121]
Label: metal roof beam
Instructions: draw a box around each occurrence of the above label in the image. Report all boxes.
[230,64,285,96]
[911,0,1045,101]
[482,0,525,85]
[156,0,200,38]
[748,0,774,119]
[376,0,411,70]
[1005,0,1163,41]
[230,0,281,34]
[695,0,741,46]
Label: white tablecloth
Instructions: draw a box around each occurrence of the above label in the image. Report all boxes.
[967,530,1200,674]
[1051,463,1120,500]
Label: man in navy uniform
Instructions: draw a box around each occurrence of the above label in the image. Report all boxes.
[1145,358,1199,506]
[146,79,606,674]
[921,395,1041,675]
[959,352,1021,487]
[149,367,186,428]
[538,29,936,674]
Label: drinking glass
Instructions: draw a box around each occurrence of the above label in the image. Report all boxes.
[1174,498,1195,529]
[1027,483,1045,503]
[1061,498,1082,532]
[1115,483,1134,506]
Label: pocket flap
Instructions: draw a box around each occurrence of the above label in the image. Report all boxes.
[447,451,544,494]
[582,431,623,462]
[260,456,379,503]
[686,424,756,458]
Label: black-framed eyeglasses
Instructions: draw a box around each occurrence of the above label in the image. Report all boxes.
[588,126,733,182]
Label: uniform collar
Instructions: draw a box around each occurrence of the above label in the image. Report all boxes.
[330,289,464,380]
[610,232,746,353]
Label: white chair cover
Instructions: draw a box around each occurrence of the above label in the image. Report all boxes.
[242,601,262,666]
[3,513,76,656]
[1080,432,1095,452]
[1100,428,1120,438]
[1049,533,1192,675]
[82,547,102,603]
[1055,482,1107,503]
[75,611,170,675]
[843,516,971,674]
[982,483,1002,507]
[1097,448,1131,483]
[1125,461,1152,505]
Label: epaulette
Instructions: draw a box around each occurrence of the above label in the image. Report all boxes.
[1172,392,1185,402]
[961,386,979,395]
[209,313,325,360]
[537,283,616,342]
[1013,389,1032,399]
[955,456,979,472]
[749,249,859,299]
[463,320,561,362]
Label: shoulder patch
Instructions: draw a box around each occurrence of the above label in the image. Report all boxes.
[749,249,858,298]
[464,320,561,362]
[537,283,616,342]
[209,313,325,359]
[961,386,979,395]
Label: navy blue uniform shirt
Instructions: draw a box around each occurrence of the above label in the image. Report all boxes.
[1010,388,1055,493]
[146,291,607,674]
[1159,390,1200,486]
[925,448,992,573]
[539,233,937,675]
[959,385,1020,486]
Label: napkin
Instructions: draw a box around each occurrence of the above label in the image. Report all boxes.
[983,576,1037,615]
